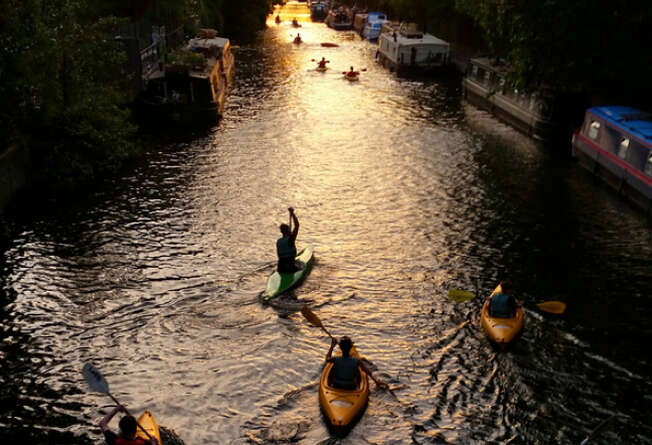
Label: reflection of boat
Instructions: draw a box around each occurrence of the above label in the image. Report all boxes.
[326,7,353,30]
[138,29,235,124]
[319,345,369,433]
[481,285,524,349]
[361,12,389,41]
[572,106,652,213]
[377,22,449,75]
[462,57,555,140]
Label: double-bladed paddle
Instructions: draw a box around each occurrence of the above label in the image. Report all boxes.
[81,363,155,442]
[300,306,390,390]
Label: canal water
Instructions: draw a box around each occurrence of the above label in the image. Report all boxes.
[1,16,651,445]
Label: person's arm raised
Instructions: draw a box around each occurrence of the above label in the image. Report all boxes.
[99,405,125,432]
[289,208,299,238]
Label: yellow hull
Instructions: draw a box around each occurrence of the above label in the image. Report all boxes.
[319,345,369,429]
[481,285,524,346]
[135,410,162,444]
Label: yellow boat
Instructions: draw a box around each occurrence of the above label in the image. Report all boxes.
[135,410,162,444]
[319,345,369,432]
[481,284,524,347]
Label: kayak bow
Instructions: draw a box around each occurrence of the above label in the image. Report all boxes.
[480,284,524,347]
[319,345,369,432]
[135,410,162,445]
[263,246,314,300]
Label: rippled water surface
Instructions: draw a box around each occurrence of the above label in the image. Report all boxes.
[2,15,652,445]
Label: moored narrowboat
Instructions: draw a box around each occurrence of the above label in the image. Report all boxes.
[462,57,555,140]
[326,6,353,30]
[572,106,652,213]
[361,12,389,42]
[376,23,449,75]
[138,30,235,125]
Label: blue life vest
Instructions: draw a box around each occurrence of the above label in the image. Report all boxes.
[490,293,514,318]
[276,236,296,260]
[332,356,359,389]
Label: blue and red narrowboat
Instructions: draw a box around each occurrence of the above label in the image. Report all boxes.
[572,106,652,213]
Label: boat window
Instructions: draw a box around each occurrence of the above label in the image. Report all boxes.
[617,138,629,159]
[588,121,600,140]
[645,154,652,177]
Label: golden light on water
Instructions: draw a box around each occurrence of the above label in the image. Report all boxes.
[267,1,311,25]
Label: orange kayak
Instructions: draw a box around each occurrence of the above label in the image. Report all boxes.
[481,285,524,347]
[319,345,368,431]
[135,410,162,444]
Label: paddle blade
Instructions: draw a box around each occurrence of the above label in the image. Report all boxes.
[301,305,323,328]
[537,301,566,314]
[82,363,109,394]
[448,289,475,302]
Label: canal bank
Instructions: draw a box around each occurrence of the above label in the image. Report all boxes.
[0,144,30,215]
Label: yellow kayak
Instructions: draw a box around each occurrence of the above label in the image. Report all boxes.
[481,285,524,347]
[135,410,162,444]
[319,345,369,431]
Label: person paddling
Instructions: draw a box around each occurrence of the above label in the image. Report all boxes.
[326,336,388,390]
[277,207,300,273]
[294,33,302,44]
[275,15,281,24]
[346,66,358,77]
[488,280,519,317]
[317,57,329,69]
[100,405,157,445]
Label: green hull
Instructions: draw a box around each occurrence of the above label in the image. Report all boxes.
[263,246,314,300]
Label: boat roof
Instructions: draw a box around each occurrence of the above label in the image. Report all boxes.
[589,106,652,146]
[469,57,509,75]
[188,36,230,50]
[367,12,387,19]
[390,32,449,46]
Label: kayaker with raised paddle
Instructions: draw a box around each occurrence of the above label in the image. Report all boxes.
[99,405,158,445]
[277,207,300,273]
[318,57,329,69]
[488,280,518,317]
[326,336,388,390]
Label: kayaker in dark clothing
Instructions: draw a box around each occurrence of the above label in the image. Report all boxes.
[277,207,300,273]
[325,336,389,390]
[100,405,157,445]
[489,280,517,318]
[318,57,329,68]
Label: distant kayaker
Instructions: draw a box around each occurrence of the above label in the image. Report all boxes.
[326,336,389,390]
[294,33,302,44]
[275,15,281,24]
[489,280,517,318]
[277,207,300,273]
[318,57,329,69]
[100,405,157,445]
[346,66,357,77]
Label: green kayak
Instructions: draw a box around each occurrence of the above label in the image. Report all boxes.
[263,246,314,300]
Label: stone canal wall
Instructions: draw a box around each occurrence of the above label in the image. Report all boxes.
[0,144,30,214]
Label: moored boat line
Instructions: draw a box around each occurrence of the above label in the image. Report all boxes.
[572,106,652,213]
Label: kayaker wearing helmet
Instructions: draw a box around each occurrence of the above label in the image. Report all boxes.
[489,280,517,317]
[277,207,300,273]
[100,405,157,445]
[326,336,389,390]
